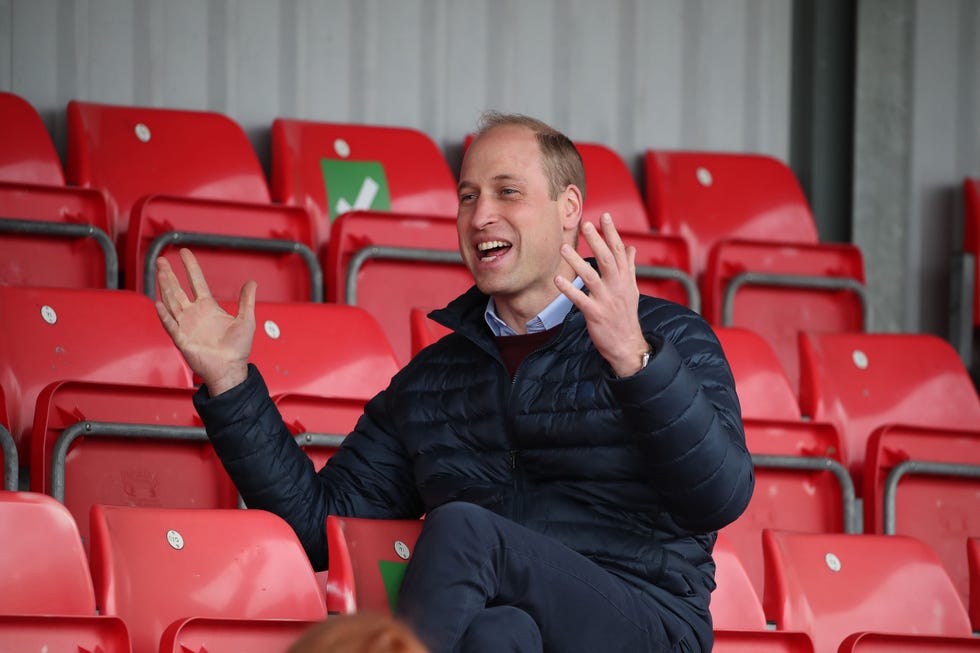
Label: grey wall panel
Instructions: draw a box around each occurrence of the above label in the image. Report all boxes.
[0,0,793,183]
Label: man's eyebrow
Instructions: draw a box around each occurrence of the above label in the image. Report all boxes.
[457,174,525,192]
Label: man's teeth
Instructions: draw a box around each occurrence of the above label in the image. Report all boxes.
[478,241,509,252]
[477,240,510,262]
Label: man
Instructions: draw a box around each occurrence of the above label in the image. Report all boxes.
[155,112,754,652]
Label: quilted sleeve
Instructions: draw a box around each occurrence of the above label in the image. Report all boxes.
[609,300,754,532]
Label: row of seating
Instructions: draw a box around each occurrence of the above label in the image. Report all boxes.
[1,281,978,612]
[3,491,979,653]
[1,91,867,377]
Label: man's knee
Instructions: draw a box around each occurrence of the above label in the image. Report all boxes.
[421,501,496,544]
[460,606,542,653]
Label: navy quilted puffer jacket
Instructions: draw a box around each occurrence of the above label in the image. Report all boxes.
[195,285,754,649]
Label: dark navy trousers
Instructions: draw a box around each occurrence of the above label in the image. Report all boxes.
[395,502,698,653]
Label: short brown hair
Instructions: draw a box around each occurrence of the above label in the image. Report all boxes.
[475,111,586,202]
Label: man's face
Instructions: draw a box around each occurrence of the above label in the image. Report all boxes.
[456,125,580,316]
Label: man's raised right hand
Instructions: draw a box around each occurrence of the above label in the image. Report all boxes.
[154,248,257,397]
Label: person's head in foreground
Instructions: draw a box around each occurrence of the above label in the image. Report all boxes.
[287,613,429,653]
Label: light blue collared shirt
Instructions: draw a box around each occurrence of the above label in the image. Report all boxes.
[484,276,585,337]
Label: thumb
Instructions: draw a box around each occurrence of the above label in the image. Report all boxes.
[238,280,258,324]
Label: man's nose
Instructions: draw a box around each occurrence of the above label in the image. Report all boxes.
[469,195,497,230]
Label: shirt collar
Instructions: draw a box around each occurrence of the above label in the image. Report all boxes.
[484,276,585,337]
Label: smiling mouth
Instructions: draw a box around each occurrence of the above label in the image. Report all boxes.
[477,240,512,262]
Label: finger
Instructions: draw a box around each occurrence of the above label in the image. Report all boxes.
[156,255,190,315]
[179,248,214,301]
[560,243,600,287]
[581,220,614,270]
[599,213,630,271]
[554,273,590,312]
[154,299,181,340]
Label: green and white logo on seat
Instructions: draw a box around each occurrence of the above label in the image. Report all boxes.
[378,559,409,613]
[321,159,392,223]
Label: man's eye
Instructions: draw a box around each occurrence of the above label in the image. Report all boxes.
[500,188,518,197]
[459,192,477,203]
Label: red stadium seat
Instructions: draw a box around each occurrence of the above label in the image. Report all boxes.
[236,300,400,398]
[798,331,980,489]
[274,394,372,471]
[716,327,856,595]
[410,306,453,357]
[575,140,699,310]
[763,530,974,653]
[725,419,854,597]
[271,118,459,251]
[713,631,814,653]
[575,141,651,234]
[714,326,800,421]
[863,424,980,611]
[711,532,768,630]
[324,515,424,615]
[644,150,818,277]
[0,91,66,185]
[644,151,863,340]
[839,633,980,653]
[0,92,117,289]
[30,380,237,551]
[326,211,473,365]
[66,101,321,302]
[712,532,816,652]
[0,286,193,467]
[0,490,96,614]
[0,615,132,653]
[90,505,326,653]
[705,240,866,394]
[0,491,133,651]
[159,617,318,653]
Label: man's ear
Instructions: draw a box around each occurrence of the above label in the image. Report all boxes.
[560,184,584,233]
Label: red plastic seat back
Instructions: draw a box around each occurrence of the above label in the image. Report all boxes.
[0,92,65,185]
[575,141,650,234]
[90,505,326,653]
[713,630,814,653]
[410,307,453,358]
[644,151,818,277]
[160,617,317,653]
[271,119,458,249]
[714,326,800,421]
[798,332,980,489]
[0,182,115,288]
[0,615,132,653]
[126,196,318,302]
[0,490,96,614]
[763,531,972,653]
[274,393,370,471]
[67,101,271,244]
[863,424,980,610]
[726,419,849,596]
[706,240,866,394]
[326,211,474,365]
[224,300,400,398]
[964,178,980,326]
[711,532,767,630]
[30,381,238,550]
[0,286,193,465]
[324,516,424,615]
